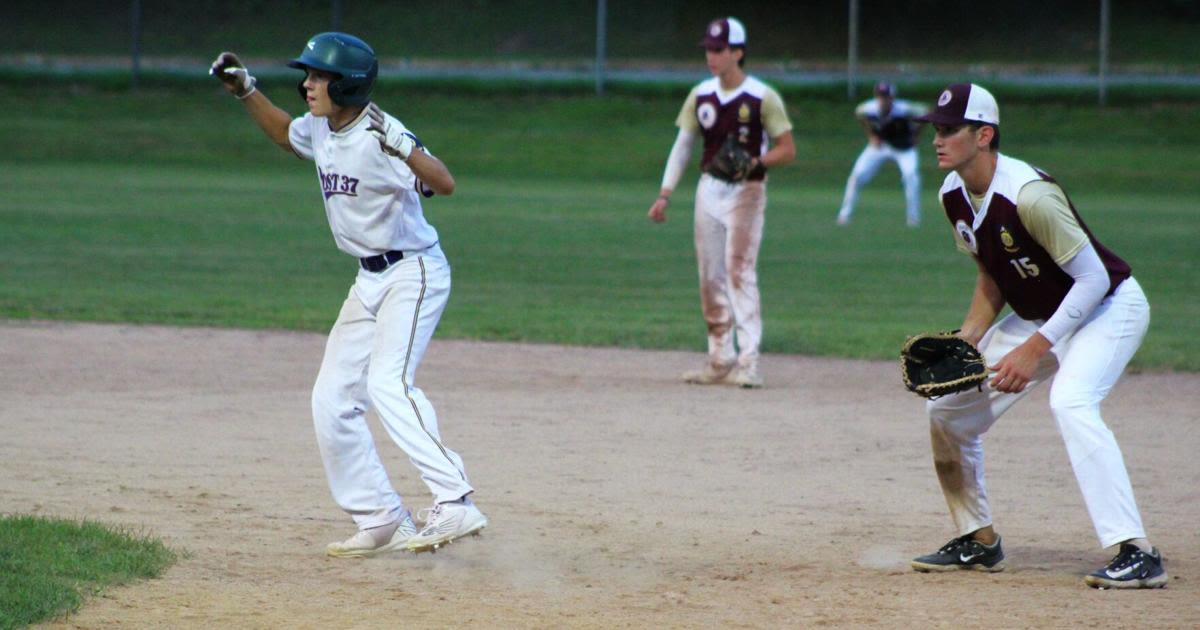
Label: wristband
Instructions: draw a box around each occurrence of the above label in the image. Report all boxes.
[235,76,258,100]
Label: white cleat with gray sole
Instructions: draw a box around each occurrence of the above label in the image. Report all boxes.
[407,500,488,553]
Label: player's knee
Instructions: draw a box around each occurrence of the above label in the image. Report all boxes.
[1049,387,1102,422]
[311,383,337,422]
[727,261,757,287]
[928,419,965,459]
[365,370,406,404]
[1049,376,1104,408]
[311,377,357,422]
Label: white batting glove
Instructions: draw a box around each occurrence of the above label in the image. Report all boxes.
[367,103,418,160]
[209,52,257,100]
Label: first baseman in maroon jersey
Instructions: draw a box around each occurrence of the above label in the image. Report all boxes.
[907,83,1165,589]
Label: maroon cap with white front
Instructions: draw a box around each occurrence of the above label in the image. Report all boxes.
[700,17,747,49]
[915,83,1000,126]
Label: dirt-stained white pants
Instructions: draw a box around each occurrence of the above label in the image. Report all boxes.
[837,143,920,226]
[311,248,473,530]
[693,174,767,369]
[926,278,1150,548]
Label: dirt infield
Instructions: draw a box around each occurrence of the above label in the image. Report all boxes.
[2,320,1197,628]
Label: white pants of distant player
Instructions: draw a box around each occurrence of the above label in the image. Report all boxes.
[927,278,1150,548]
[693,173,766,370]
[837,143,920,226]
[311,247,474,531]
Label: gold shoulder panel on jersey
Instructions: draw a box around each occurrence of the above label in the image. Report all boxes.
[1016,180,1088,264]
[676,85,701,131]
[761,86,793,137]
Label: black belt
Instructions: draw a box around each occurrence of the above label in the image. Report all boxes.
[704,167,767,184]
[359,250,404,272]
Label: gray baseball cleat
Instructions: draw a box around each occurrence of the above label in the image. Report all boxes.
[1084,544,1168,589]
[911,534,1006,572]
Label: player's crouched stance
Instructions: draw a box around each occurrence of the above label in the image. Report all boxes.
[210,33,486,557]
[908,83,1166,589]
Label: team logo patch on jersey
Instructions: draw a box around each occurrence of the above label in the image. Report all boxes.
[938,90,953,106]
[697,102,717,129]
[1000,226,1020,253]
[956,220,978,254]
[318,167,361,199]
[738,102,751,123]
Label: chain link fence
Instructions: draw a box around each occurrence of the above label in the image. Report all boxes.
[5,0,1199,100]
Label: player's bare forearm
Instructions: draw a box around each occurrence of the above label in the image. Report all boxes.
[239,91,294,152]
[959,267,1004,345]
[406,150,455,196]
[759,132,796,168]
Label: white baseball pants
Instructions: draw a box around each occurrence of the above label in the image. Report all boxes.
[693,174,766,369]
[926,278,1151,548]
[311,249,473,530]
[837,143,921,226]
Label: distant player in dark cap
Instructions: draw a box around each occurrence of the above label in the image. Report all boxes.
[836,81,928,227]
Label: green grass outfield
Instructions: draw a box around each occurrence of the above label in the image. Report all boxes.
[4,79,1198,371]
[0,515,176,629]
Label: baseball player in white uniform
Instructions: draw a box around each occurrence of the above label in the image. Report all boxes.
[647,17,795,389]
[836,81,927,227]
[907,83,1166,589]
[210,32,486,557]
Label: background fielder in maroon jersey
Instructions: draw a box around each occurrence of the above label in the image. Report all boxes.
[646,17,794,389]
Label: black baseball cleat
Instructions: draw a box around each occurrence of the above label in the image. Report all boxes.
[1084,544,1168,589]
[911,534,1005,572]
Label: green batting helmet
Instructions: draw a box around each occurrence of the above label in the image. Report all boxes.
[287,32,377,107]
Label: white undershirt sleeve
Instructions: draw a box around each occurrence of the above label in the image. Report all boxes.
[660,128,697,192]
[1037,242,1110,345]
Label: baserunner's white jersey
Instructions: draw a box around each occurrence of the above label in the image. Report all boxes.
[289,108,439,258]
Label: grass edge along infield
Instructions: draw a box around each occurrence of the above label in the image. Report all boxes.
[0,514,178,629]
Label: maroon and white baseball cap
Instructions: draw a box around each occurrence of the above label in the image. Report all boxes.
[916,83,1000,126]
[874,81,896,98]
[701,17,747,49]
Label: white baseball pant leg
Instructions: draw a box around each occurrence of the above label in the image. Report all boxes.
[1047,278,1150,547]
[837,144,888,224]
[693,174,766,369]
[926,278,1150,547]
[894,146,921,226]
[312,254,473,530]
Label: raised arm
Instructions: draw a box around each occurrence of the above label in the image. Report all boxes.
[210,52,293,152]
